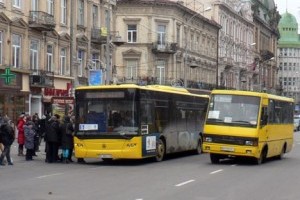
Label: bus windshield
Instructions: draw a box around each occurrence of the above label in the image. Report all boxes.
[76,89,138,136]
[206,94,260,127]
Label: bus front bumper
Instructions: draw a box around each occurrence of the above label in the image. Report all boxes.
[203,143,260,158]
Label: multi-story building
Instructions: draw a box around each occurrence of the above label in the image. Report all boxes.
[251,0,281,94]
[0,0,112,121]
[170,0,280,92]
[277,12,300,104]
[113,0,220,89]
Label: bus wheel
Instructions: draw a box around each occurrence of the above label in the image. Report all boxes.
[278,145,286,160]
[256,148,267,165]
[210,153,220,164]
[194,138,203,155]
[155,138,165,162]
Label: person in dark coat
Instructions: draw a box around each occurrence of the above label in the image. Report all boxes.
[24,116,36,161]
[60,116,74,163]
[45,115,61,163]
[0,116,15,165]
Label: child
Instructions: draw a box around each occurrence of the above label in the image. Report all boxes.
[24,117,36,161]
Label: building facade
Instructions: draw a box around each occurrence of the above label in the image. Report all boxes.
[170,0,280,92]
[0,0,112,122]
[277,12,300,104]
[114,0,220,89]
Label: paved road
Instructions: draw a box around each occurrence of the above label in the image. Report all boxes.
[1,133,300,200]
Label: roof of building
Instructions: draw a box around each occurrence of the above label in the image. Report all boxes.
[278,12,300,45]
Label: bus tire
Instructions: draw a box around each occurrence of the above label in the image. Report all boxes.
[256,147,267,165]
[155,138,165,162]
[194,138,203,155]
[278,144,286,160]
[210,153,220,164]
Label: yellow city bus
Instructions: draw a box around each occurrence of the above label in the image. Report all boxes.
[203,90,294,164]
[74,84,209,162]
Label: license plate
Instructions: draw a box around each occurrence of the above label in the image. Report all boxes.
[221,146,234,152]
[100,154,112,159]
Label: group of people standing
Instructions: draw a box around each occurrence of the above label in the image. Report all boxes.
[0,112,76,166]
[45,114,75,164]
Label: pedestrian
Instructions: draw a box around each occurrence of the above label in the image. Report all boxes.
[24,116,36,161]
[0,116,15,165]
[38,115,47,143]
[60,116,74,163]
[45,115,61,163]
[17,114,26,156]
[32,114,40,155]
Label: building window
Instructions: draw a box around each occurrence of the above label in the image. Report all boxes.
[157,25,166,48]
[47,45,53,72]
[176,26,180,46]
[92,5,98,27]
[47,0,54,15]
[92,53,100,69]
[78,49,84,77]
[12,34,21,68]
[78,0,84,26]
[31,0,38,11]
[60,48,66,75]
[30,39,39,71]
[156,60,165,85]
[126,60,137,80]
[127,25,137,43]
[0,31,2,65]
[13,0,21,8]
[61,0,67,24]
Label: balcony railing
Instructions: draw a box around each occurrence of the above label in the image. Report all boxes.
[152,42,177,54]
[29,11,55,31]
[91,27,107,44]
[29,70,54,88]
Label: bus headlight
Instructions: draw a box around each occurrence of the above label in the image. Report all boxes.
[245,140,258,146]
[204,137,212,142]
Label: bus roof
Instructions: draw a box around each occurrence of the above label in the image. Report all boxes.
[76,84,210,99]
[211,90,294,103]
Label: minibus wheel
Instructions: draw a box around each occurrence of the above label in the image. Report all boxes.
[256,148,267,165]
[194,138,203,154]
[210,153,220,164]
[278,144,286,160]
[155,138,165,162]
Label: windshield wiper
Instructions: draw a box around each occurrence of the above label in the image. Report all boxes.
[231,120,251,124]
[207,118,224,122]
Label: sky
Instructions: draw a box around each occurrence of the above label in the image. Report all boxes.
[274,0,300,31]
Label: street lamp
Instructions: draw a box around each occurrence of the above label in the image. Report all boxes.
[183,6,212,88]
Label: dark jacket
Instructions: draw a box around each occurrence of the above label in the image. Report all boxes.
[45,118,60,143]
[61,117,74,149]
[0,122,15,146]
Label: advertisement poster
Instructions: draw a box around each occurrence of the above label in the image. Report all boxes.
[89,70,102,86]
[52,97,74,120]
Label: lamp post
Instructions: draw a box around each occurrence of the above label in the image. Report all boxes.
[183,6,211,88]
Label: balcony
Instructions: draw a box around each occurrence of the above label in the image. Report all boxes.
[29,70,54,88]
[29,11,55,31]
[152,42,177,54]
[91,27,107,44]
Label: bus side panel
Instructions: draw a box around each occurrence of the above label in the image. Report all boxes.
[263,124,294,157]
[74,136,144,159]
